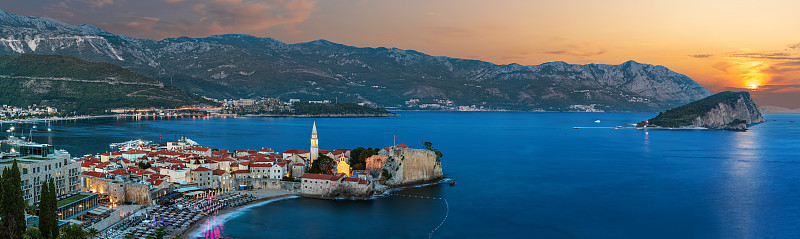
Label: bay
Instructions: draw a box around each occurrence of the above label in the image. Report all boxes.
[3,112,800,238]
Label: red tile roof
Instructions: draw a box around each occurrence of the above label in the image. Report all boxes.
[193,166,211,172]
[169,164,187,170]
[302,173,332,180]
[108,169,129,175]
[283,149,310,154]
[250,163,271,168]
[146,179,164,186]
[212,169,226,176]
[123,150,148,155]
[344,177,359,182]
[333,149,351,155]
[233,169,250,174]
[81,171,107,178]
[330,173,346,181]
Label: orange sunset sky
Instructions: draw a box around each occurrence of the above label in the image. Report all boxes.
[5,0,800,107]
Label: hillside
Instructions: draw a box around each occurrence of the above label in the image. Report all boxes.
[0,54,214,114]
[0,9,711,112]
[639,91,764,130]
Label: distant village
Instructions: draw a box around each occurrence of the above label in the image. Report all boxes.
[0,104,60,120]
[0,122,443,238]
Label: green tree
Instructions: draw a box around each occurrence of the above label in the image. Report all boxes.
[423,141,443,161]
[349,147,366,166]
[23,228,44,239]
[1,160,28,239]
[40,179,58,239]
[380,169,393,181]
[58,224,86,239]
[349,147,368,170]
[146,226,167,239]
[137,162,151,170]
[356,149,376,170]
[39,181,52,239]
[309,155,336,174]
[48,179,58,239]
[85,228,98,239]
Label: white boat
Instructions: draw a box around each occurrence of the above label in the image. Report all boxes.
[47,127,52,132]
[594,120,601,123]
[32,125,37,129]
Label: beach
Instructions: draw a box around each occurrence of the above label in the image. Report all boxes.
[179,188,297,238]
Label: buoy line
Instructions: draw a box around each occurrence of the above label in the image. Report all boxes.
[428,198,449,239]
[386,194,449,238]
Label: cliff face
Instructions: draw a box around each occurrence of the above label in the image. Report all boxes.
[643,91,764,130]
[692,95,764,130]
[382,148,443,186]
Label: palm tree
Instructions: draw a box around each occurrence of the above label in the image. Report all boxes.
[86,228,99,239]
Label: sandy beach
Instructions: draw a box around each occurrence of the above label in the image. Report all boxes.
[178,188,297,238]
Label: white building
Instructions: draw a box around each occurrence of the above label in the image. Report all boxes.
[0,144,81,205]
[310,121,318,162]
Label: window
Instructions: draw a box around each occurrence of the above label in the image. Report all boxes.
[23,168,28,174]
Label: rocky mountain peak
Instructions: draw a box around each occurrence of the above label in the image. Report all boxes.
[0,10,713,112]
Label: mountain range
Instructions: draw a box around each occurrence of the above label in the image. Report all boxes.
[0,54,212,114]
[0,8,712,112]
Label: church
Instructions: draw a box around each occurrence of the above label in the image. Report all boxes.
[310,121,352,176]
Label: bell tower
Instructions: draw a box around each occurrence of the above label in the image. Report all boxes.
[310,121,319,162]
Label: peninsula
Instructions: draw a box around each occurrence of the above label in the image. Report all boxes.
[1,122,444,238]
[637,91,764,130]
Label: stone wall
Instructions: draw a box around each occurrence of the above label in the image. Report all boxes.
[234,178,301,193]
[107,182,126,204]
[124,184,152,205]
[81,176,153,205]
[365,155,388,172]
[383,148,443,185]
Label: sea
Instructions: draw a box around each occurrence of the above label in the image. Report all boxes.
[2,112,800,239]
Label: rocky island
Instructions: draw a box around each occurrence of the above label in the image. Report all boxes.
[638,91,764,130]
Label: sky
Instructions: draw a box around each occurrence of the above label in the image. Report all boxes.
[4,0,800,108]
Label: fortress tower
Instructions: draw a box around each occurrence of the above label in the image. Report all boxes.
[310,121,318,162]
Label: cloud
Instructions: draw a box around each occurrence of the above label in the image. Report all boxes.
[689,54,713,58]
[726,84,800,93]
[727,51,800,61]
[544,49,607,57]
[7,0,318,39]
[711,61,734,73]
[542,41,607,58]
[78,0,115,8]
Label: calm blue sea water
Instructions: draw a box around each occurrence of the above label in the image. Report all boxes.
[3,112,800,238]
